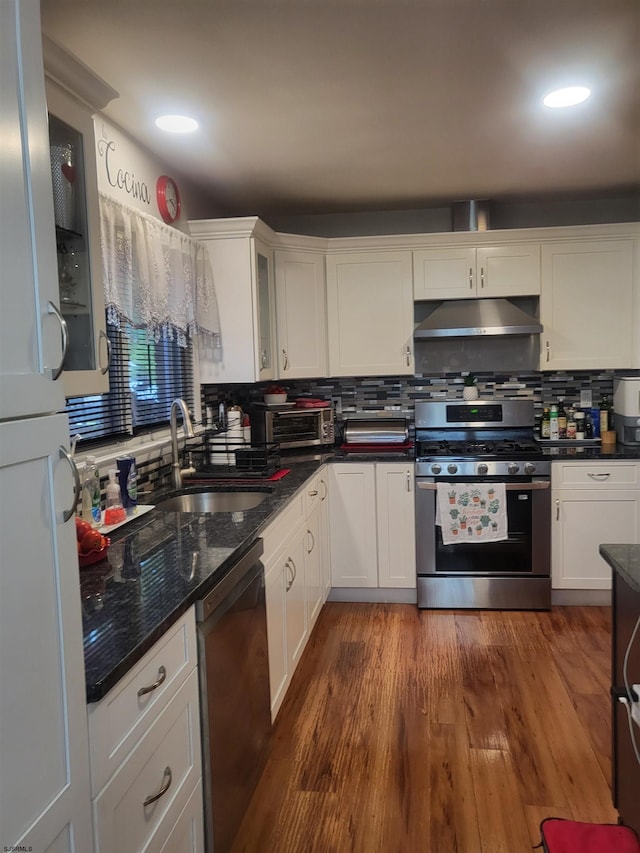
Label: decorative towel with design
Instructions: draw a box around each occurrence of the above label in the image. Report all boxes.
[435,482,508,545]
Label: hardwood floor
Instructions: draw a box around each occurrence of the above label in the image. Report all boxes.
[231,604,617,853]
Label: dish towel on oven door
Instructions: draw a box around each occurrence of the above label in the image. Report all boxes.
[435,482,508,545]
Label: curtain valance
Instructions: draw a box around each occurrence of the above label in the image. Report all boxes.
[99,192,220,349]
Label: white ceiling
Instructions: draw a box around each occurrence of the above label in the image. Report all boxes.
[40,0,640,218]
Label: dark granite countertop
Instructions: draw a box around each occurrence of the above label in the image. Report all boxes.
[599,544,640,594]
[545,443,640,460]
[80,460,323,703]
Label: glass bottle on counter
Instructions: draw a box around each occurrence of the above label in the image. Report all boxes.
[557,397,567,439]
[584,410,594,439]
[599,394,613,433]
[549,404,559,440]
[566,407,577,440]
[575,411,585,440]
[541,407,551,439]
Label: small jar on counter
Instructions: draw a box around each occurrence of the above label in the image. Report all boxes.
[566,407,577,440]
[574,411,585,440]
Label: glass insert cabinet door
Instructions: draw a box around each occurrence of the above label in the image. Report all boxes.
[46,80,109,396]
[255,241,275,380]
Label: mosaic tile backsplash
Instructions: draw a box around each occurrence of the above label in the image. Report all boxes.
[202,370,639,424]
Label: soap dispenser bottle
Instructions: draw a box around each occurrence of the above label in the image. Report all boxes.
[104,469,126,525]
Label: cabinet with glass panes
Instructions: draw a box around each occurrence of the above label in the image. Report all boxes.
[46,78,110,396]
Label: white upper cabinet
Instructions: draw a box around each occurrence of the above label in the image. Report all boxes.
[413,243,540,300]
[0,6,66,419]
[45,79,111,396]
[189,218,277,383]
[326,250,414,376]
[274,248,327,379]
[540,239,634,370]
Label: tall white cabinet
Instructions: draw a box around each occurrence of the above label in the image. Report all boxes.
[0,2,93,850]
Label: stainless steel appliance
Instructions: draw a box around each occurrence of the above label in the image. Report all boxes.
[250,402,334,450]
[196,539,272,853]
[414,399,551,610]
[342,416,411,452]
[614,376,640,446]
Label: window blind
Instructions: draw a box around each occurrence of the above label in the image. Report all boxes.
[67,322,194,443]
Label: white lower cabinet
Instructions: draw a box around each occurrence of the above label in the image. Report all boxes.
[0,414,94,853]
[552,461,640,590]
[263,468,330,720]
[329,462,416,589]
[88,608,203,853]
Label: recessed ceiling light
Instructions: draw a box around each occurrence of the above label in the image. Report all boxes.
[155,114,199,133]
[543,86,591,108]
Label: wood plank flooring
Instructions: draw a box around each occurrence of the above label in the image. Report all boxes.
[231,604,617,853]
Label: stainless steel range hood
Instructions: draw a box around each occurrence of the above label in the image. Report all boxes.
[413,297,543,339]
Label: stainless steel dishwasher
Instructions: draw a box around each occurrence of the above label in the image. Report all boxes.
[196,538,272,853]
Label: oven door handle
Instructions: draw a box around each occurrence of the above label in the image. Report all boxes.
[416,481,550,491]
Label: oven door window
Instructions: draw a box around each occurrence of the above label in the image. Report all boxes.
[272,412,319,442]
[435,484,533,574]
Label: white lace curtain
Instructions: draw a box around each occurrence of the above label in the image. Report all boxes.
[99,192,220,349]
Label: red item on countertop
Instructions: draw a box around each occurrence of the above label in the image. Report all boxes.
[294,398,331,408]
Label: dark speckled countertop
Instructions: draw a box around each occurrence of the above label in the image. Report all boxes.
[599,545,640,594]
[80,460,323,703]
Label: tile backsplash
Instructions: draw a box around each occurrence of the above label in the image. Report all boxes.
[202,370,630,422]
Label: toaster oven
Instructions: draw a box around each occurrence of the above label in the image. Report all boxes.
[250,404,335,450]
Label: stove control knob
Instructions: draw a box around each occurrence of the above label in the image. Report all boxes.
[477,463,489,475]
[524,462,536,475]
[431,463,442,475]
[508,463,520,474]
[447,463,458,475]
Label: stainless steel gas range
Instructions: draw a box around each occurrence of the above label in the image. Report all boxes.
[414,399,551,610]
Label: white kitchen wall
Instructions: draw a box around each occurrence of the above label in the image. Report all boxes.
[93,116,224,226]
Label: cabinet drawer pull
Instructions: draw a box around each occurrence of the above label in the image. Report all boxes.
[406,470,412,492]
[480,266,485,288]
[308,489,318,497]
[320,479,327,501]
[587,472,611,480]
[137,665,167,697]
[406,345,411,366]
[555,498,560,521]
[469,267,473,289]
[48,301,69,380]
[545,340,550,363]
[307,528,315,554]
[143,766,172,807]
[282,348,288,370]
[285,558,294,591]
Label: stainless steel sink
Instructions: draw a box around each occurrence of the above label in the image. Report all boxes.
[154,490,269,513]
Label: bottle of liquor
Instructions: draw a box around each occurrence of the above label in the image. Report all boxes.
[584,410,594,439]
[541,407,551,439]
[566,406,577,439]
[599,393,613,433]
[549,404,559,440]
[557,397,567,439]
